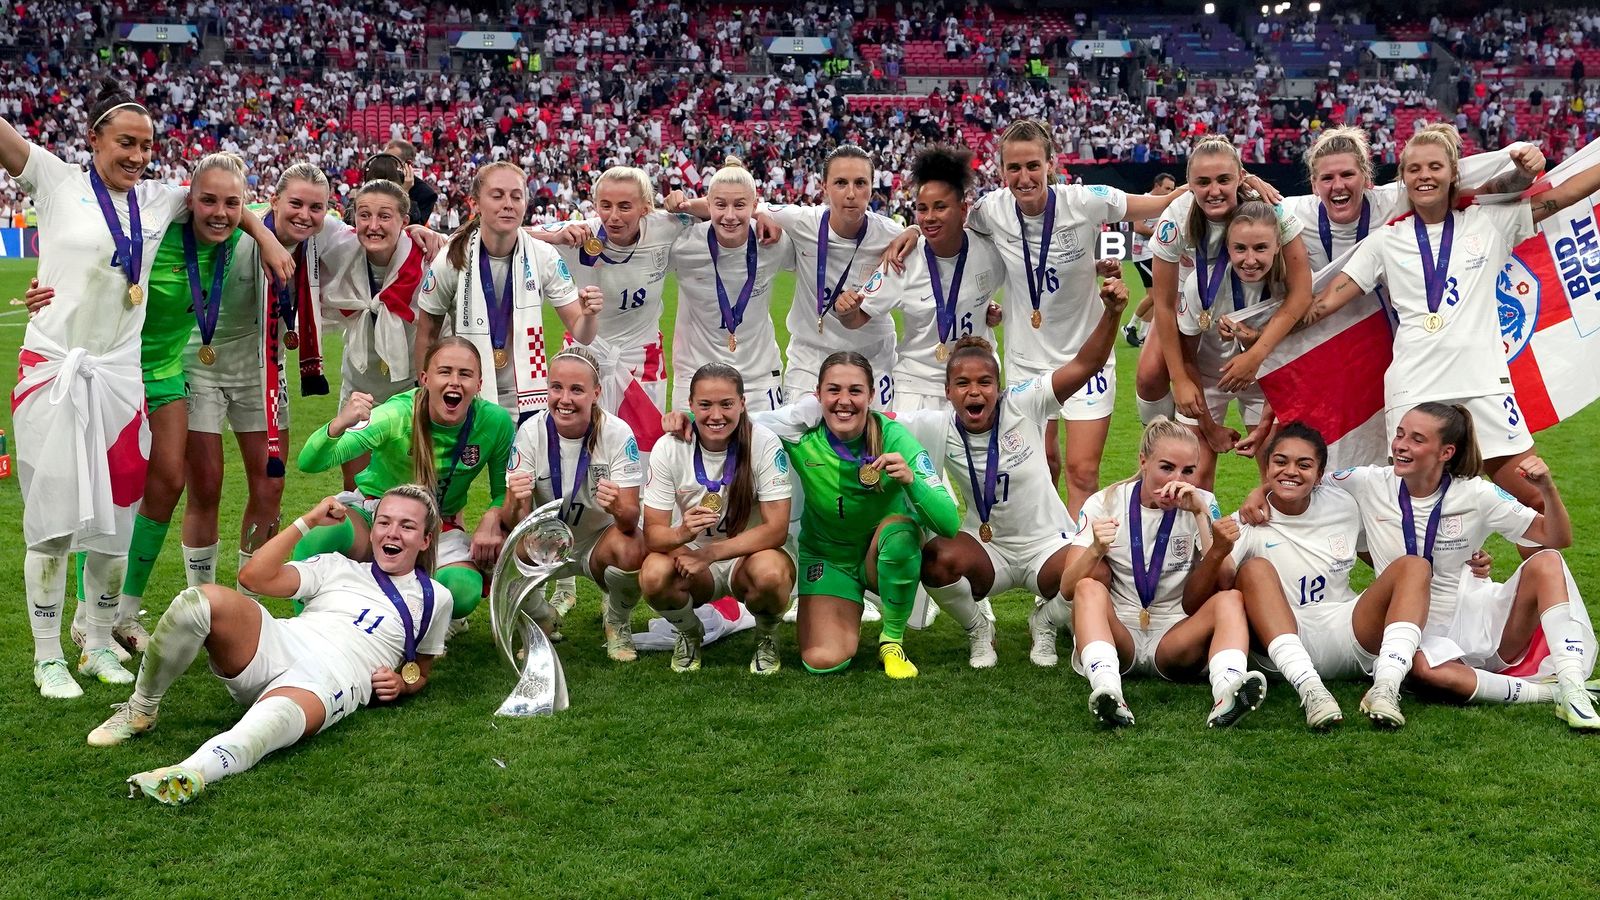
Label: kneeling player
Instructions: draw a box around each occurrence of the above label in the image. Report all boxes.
[87,488,452,805]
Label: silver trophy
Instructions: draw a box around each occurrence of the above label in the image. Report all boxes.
[489,499,582,717]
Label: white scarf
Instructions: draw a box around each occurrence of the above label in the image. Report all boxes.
[322,231,425,381]
[454,228,551,418]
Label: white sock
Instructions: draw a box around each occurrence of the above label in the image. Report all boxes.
[1470,669,1557,704]
[180,695,306,785]
[82,552,124,648]
[1266,633,1323,696]
[182,543,218,588]
[1372,621,1423,690]
[25,549,68,661]
[1038,594,1073,630]
[602,568,641,625]
[926,578,983,634]
[1136,319,1151,339]
[1136,393,1174,425]
[1540,603,1589,685]
[1080,639,1122,696]
[130,587,213,717]
[553,575,577,598]
[656,599,703,637]
[235,549,259,599]
[1208,648,1249,702]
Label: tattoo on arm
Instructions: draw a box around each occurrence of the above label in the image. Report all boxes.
[1535,198,1559,217]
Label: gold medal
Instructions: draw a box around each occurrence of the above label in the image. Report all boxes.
[1030,309,1042,329]
[858,465,881,488]
[198,345,217,366]
[128,284,143,306]
[400,660,421,685]
[494,348,509,369]
[1139,609,1150,632]
[979,522,993,543]
[379,360,390,377]
[935,344,950,363]
[727,334,737,352]
[1423,312,1444,333]
[283,329,299,350]
[817,316,825,333]
[701,491,723,513]
[582,236,604,257]
[1198,310,1213,331]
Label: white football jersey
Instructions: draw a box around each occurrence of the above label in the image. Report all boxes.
[1324,465,1537,630]
[967,183,1127,372]
[1152,192,1305,285]
[857,231,1004,393]
[642,424,791,545]
[1341,203,1536,408]
[1228,485,1363,610]
[1177,265,1275,372]
[1071,479,1220,618]
[18,144,189,355]
[668,223,793,395]
[508,409,645,546]
[770,204,904,372]
[1280,184,1404,273]
[289,552,453,706]
[552,211,693,349]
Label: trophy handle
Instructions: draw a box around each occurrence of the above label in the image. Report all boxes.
[489,500,582,717]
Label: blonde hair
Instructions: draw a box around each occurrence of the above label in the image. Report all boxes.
[1112,416,1200,490]
[551,346,605,453]
[377,484,442,573]
[191,151,247,188]
[1304,126,1375,187]
[707,157,757,194]
[446,160,527,270]
[594,166,655,211]
[275,162,329,195]
[1400,122,1463,207]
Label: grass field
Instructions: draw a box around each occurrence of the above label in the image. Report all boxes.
[1,256,1597,899]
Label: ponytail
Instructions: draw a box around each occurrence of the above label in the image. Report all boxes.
[447,160,527,270]
[1414,401,1483,479]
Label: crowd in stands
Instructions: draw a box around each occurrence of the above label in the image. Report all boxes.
[0,1,1596,229]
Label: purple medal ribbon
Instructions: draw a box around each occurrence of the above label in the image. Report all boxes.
[182,223,230,348]
[816,209,868,321]
[262,213,301,329]
[578,224,637,266]
[478,245,513,356]
[1415,212,1455,318]
[433,403,477,513]
[708,226,759,340]
[1015,191,1057,317]
[1128,478,1178,613]
[1317,196,1370,261]
[1194,240,1230,316]
[1399,474,1451,565]
[924,233,968,345]
[825,427,874,471]
[956,413,1000,530]
[693,430,740,494]
[89,166,142,289]
[545,413,593,519]
[370,562,436,666]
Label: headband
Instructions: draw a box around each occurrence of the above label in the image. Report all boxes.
[552,349,601,374]
[92,102,149,130]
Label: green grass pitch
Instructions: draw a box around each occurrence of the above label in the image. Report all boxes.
[0,257,1596,898]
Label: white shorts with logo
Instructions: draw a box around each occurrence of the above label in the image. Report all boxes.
[1071,610,1184,679]
[1252,600,1375,679]
[1420,551,1595,677]
[1386,392,1534,461]
[218,603,366,732]
[980,532,1073,598]
[338,492,473,568]
[188,381,286,435]
[1006,359,1115,422]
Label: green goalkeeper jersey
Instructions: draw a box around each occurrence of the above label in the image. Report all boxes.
[143,222,242,382]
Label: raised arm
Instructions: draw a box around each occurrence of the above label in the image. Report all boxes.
[0,117,30,177]
[238,497,350,597]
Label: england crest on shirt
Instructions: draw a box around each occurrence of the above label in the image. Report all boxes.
[1329,534,1350,559]
[461,445,481,467]
[1000,428,1023,454]
[1440,514,1464,539]
[1169,536,1191,561]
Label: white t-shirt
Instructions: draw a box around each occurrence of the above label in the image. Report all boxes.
[18,144,189,355]
[1280,183,1404,272]
[857,231,1004,392]
[420,237,577,412]
[668,223,794,395]
[1228,485,1362,609]
[1070,479,1220,619]
[1325,465,1538,630]
[770,204,904,366]
[642,424,791,546]
[507,409,644,547]
[289,552,452,706]
[1152,192,1305,288]
[551,210,693,349]
[1340,203,1536,407]
[967,184,1128,373]
[1177,266,1275,373]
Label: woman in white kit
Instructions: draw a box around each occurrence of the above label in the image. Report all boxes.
[666,160,795,413]
[1,83,293,699]
[86,487,453,806]
[1062,418,1268,729]
[1307,122,1600,514]
[833,144,1004,413]
[641,363,794,675]
[502,347,648,661]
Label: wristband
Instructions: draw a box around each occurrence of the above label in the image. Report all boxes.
[293,518,312,537]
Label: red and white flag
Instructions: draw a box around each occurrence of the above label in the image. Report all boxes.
[676,151,702,188]
[586,337,666,452]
